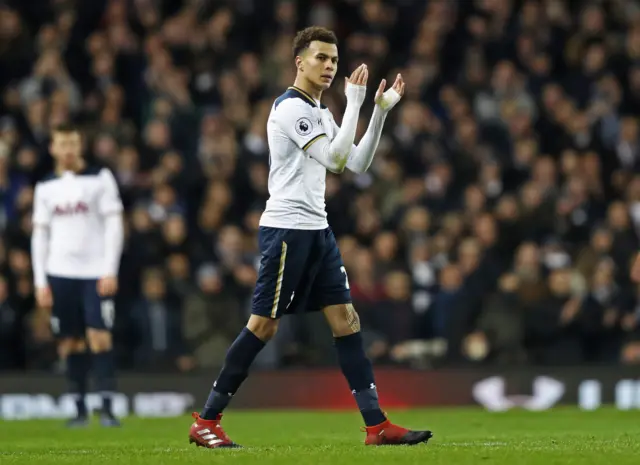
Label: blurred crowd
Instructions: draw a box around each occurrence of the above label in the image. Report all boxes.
[2,0,640,373]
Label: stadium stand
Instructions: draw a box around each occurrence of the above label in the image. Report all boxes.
[1,0,640,373]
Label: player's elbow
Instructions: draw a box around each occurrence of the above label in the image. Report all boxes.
[31,223,49,238]
[346,148,373,174]
[327,164,346,174]
[327,152,349,174]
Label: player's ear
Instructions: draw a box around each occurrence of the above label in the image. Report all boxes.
[295,56,303,72]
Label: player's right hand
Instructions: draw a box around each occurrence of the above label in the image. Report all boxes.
[344,63,368,107]
[36,286,53,309]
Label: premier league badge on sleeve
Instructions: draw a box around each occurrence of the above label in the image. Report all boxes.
[295,117,313,136]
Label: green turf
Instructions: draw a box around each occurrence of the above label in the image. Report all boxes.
[1,408,639,465]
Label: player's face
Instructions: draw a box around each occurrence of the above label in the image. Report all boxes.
[50,131,82,167]
[300,41,338,90]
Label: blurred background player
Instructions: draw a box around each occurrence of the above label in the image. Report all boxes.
[30,123,124,427]
[189,26,431,448]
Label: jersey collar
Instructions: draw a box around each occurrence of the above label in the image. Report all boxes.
[288,86,318,107]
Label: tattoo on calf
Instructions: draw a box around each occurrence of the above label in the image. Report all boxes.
[345,304,360,332]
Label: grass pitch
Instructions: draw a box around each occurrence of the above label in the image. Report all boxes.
[0,408,639,465]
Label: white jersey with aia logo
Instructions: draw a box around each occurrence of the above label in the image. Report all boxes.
[32,166,123,280]
[260,86,342,230]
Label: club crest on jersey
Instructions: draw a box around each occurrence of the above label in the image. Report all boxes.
[53,201,90,216]
[295,117,313,136]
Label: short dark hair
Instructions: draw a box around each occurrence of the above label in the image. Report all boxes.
[292,26,338,58]
[50,122,80,136]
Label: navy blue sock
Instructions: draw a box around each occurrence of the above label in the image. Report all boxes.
[93,350,116,415]
[67,351,88,418]
[334,332,386,426]
[103,396,113,416]
[201,327,266,420]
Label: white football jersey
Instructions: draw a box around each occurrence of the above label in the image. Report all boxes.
[260,86,340,230]
[32,166,123,279]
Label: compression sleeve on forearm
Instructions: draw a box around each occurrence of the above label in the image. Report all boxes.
[305,98,362,173]
[346,106,387,173]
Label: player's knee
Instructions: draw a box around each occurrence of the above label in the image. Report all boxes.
[86,329,112,352]
[72,339,87,352]
[57,339,74,359]
[58,338,85,358]
[246,314,279,341]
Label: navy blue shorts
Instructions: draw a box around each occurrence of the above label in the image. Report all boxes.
[252,227,352,319]
[48,276,115,338]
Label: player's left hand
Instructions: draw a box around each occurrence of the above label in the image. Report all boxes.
[374,73,405,112]
[97,276,118,296]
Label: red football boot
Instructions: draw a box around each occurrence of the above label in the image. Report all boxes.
[188,412,241,448]
[363,418,433,446]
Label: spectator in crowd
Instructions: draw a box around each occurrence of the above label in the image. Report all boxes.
[3,0,640,371]
[130,267,195,372]
[0,274,24,369]
[182,263,245,368]
[466,272,527,365]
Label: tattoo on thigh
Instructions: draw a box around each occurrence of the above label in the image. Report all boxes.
[344,304,360,332]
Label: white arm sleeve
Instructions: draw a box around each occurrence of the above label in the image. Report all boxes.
[345,106,387,173]
[277,83,365,173]
[31,183,50,288]
[98,168,124,215]
[99,169,124,276]
[103,213,124,277]
[31,225,49,288]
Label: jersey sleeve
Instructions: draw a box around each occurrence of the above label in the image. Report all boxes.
[32,183,51,226]
[275,99,327,152]
[329,113,341,135]
[329,114,356,153]
[99,168,124,215]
